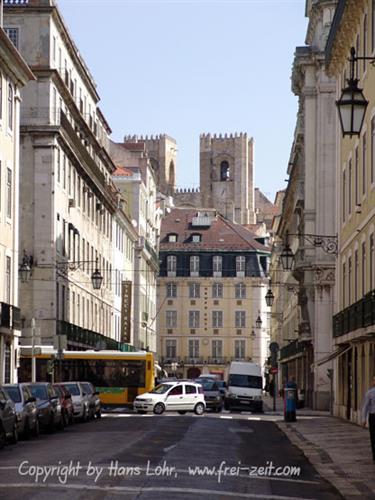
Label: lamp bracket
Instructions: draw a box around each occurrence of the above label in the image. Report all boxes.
[287,233,338,255]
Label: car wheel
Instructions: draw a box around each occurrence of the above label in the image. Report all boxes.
[0,427,5,449]
[33,419,40,438]
[194,403,205,415]
[216,406,223,413]
[10,423,18,444]
[177,411,187,415]
[23,419,31,440]
[153,403,165,415]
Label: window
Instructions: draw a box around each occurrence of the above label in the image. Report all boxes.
[4,28,18,49]
[191,233,201,243]
[354,249,358,301]
[342,262,346,308]
[342,168,346,223]
[185,384,197,394]
[189,311,200,328]
[212,340,223,358]
[364,14,368,74]
[236,256,246,274]
[363,132,367,196]
[57,148,61,184]
[168,233,177,243]
[371,117,375,184]
[212,310,223,328]
[166,282,177,298]
[348,159,352,214]
[169,385,182,396]
[188,339,199,358]
[8,84,13,131]
[348,256,352,304]
[355,148,359,206]
[7,168,12,218]
[212,282,223,299]
[5,256,11,303]
[167,255,177,275]
[189,282,200,298]
[220,160,230,181]
[234,339,245,359]
[235,283,246,299]
[235,311,246,328]
[166,339,176,358]
[166,310,177,328]
[213,255,222,275]
[370,234,374,291]
[362,241,366,296]
[190,255,199,275]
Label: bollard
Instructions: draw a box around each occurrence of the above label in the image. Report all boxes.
[284,387,297,422]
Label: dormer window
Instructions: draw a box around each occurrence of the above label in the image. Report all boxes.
[213,255,222,277]
[168,233,178,243]
[191,233,201,243]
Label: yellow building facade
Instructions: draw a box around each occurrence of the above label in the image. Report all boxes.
[326,0,375,423]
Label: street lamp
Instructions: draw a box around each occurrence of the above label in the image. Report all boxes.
[280,243,294,271]
[91,259,103,290]
[265,283,275,307]
[255,314,262,329]
[19,251,33,283]
[280,233,338,271]
[336,47,369,137]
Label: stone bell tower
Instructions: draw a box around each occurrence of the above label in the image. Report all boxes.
[199,132,256,225]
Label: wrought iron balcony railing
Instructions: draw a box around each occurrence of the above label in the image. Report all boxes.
[333,290,375,338]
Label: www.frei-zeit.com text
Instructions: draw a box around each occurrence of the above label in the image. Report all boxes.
[18,460,301,484]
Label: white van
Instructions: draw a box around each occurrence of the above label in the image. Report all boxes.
[225,362,263,412]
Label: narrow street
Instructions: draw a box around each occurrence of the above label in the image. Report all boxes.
[0,413,342,500]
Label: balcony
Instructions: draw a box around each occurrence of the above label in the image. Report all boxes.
[333,290,375,338]
[184,357,204,365]
[0,302,21,331]
[56,320,135,351]
[279,340,306,361]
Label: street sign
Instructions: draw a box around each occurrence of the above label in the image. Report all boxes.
[270,367,278,374]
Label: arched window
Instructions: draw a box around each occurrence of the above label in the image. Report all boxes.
[220,160,230,181]
[8,83,13,131]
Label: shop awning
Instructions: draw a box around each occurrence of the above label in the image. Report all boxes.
[314,345,351,368]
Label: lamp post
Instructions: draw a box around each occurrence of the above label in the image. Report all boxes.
[31,317,36,383]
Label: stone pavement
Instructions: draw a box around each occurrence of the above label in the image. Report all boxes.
[263,395,375,499]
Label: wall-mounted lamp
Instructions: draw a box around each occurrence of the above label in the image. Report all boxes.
[255,313,262,329]
[19,251,33,283]
[336,46,374,137]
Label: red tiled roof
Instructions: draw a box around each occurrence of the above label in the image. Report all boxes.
[160,208,270,252]
[113,166,135,177]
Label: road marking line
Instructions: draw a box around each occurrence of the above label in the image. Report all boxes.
[219,416,233,419]
[0,483,317,499]
[163,443,177,452]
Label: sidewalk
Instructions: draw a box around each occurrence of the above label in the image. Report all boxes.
[263,395,375,499]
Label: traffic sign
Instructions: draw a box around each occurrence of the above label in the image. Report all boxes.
[270,367,278,374]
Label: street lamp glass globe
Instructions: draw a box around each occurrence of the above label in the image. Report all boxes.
[91,268,103,290]
[265,288,274,307]
[280,244,294,271]
[336,81,368,136]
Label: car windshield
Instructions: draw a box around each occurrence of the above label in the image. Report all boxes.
[63,383,80,396]
[228,374,262,389]
[5,386,21,403]
[198,380,217,391]
[150,384,174,394]
[29,385,48,400]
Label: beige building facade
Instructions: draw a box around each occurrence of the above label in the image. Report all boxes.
[5,0,132,353]
[0,11,34,383]
[158,208,271,380]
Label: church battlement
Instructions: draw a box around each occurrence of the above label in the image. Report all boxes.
[174,187,200,194]
[123,134,176,144]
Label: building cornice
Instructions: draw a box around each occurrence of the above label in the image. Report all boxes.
[0,29,35,85]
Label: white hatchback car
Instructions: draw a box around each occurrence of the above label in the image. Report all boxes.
[134,381,206,415]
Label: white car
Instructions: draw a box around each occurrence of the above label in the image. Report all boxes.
[134,381,206,415]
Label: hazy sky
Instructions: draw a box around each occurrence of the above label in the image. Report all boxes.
[57,0,308,201]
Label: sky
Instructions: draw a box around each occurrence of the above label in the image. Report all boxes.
[57,0,308,201]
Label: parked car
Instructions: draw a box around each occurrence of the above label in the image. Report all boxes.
[53,384,74,426]
[4,384,39,439]
[0,386,18,448]
[195,378,223,412]
[79,382,101,419]
[134,381,206,415]
[26,383,64,432]
[62,382,92,422]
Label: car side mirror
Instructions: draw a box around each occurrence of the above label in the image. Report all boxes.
[82,392,86,396]
[64,394,71,400]
[27,397,36,403]
[94,391,99,396]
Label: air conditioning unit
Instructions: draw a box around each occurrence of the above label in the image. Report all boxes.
[68,198,75,208]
